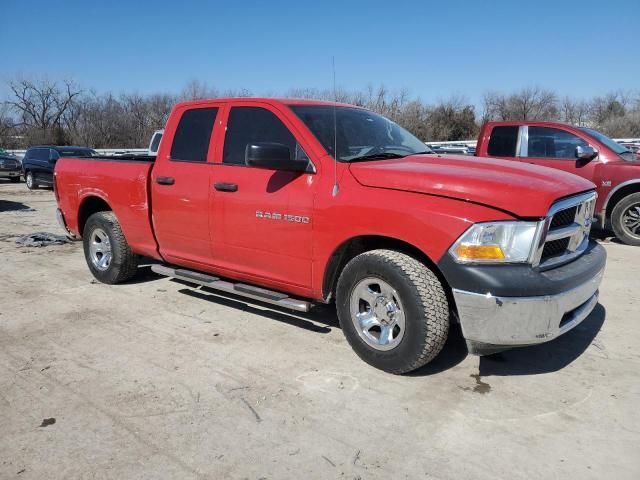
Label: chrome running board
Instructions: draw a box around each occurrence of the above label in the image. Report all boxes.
[151,264,312,312]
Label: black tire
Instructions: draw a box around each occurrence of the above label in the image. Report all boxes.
[82,211,139,284]
[336,249,449,374]
[611,192,640,246]
[10,176,20,183]
[25,171,37,190]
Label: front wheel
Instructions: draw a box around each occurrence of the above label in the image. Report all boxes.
[83,211,139,284]
[25,171,37,190]
[611,192,640,246]
[336,249,450,374]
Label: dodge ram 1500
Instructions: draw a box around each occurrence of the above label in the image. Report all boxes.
[54,98,606,373]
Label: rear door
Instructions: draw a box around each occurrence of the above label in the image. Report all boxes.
[519,126,599,183]
[211,104,315,289]
[151,105,222,266]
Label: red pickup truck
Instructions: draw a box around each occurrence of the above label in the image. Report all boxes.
[478,121,640,245]
[54,98,606,374]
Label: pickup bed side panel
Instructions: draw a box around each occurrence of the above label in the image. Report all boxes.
[55,158,160,259]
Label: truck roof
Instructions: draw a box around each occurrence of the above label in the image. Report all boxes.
[173,97,360,110]
[483,120,576,128]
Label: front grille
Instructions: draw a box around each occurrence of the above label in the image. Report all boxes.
[549,206,577,229]
[541,238,570,260]
[0,160,19,170]
[535,192,597,269]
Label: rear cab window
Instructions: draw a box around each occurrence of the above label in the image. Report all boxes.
[170,107,219,162]
[487,126,519,157]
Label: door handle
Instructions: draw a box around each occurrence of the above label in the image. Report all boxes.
[156,176,175,185]
[214,182,238,192]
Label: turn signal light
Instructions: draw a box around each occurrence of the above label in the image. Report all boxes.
[454,244,506,261]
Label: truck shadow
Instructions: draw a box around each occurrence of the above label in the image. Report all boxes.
[477,303,606,377]
[175,281,337,334]
[0,199,32,212]
[151,272,606,378]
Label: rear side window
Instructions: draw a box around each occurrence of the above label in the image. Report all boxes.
[526,127,588,159]
[487,126,519,157]
[170,108,219,162]
[223,107,305,165]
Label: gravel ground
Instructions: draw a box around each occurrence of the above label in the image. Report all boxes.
[1,180,639,479]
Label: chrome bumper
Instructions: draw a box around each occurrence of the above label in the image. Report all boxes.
[56,208,76,239]
[0,171,20,177]
[453,268,604,348]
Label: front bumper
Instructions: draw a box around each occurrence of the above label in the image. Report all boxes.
[0,170,21,178]
[440,241,606,354]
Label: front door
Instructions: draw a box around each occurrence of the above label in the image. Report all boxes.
[519,126,600,183]
[211,105,315,289]
[151,106,220,266]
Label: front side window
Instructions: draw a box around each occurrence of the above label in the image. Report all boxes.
[223,107,307,165]
[487,126,519,157]
[526,127,588,160]
[170,107,219,162]
[290,105,428,162]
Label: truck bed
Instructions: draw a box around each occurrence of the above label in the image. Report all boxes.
[55,156,159,258]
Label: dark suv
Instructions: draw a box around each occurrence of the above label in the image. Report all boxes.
[22,146,96,189]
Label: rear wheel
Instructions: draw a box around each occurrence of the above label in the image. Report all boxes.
[611,192,640,246]
[336,249,449,374]
[25,171,37,190]
[83,211,139,284]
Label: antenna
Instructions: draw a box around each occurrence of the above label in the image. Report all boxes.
[331,56,339,197]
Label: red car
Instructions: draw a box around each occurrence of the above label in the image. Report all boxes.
[478,121,640,245]
[54,98,605,373]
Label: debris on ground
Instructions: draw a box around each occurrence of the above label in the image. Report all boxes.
[15,232,70,247]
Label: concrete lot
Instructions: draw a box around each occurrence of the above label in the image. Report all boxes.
[0,180,639,480]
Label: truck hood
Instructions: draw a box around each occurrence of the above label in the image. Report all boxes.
[349,154,595,217]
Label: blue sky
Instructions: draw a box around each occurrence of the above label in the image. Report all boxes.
[1,0,638,106]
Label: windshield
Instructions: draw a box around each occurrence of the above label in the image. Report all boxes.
[289,105,431,161]
[579,127,633,158]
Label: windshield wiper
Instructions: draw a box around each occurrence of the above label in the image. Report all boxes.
[348,152,408,162]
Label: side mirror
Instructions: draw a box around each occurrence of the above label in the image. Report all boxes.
[575,145,598,162]
[245,143,310,172]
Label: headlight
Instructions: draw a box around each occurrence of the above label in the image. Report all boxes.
[449,221,541,263]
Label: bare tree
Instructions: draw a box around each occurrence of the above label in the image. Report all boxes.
[6,77,81,143]
[560,97,590,126]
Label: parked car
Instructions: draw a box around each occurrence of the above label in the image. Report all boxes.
[22,145,97,189]
[0,153,22,182]
[477,121,640,246]
[54,98,605,374]
[427,144,472,155]
[148,129,164,155]
[620,142,640,160]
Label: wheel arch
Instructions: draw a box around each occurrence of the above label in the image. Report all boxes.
[321,235,455,310]
[604,180,640,222]
[77,195,113,237]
